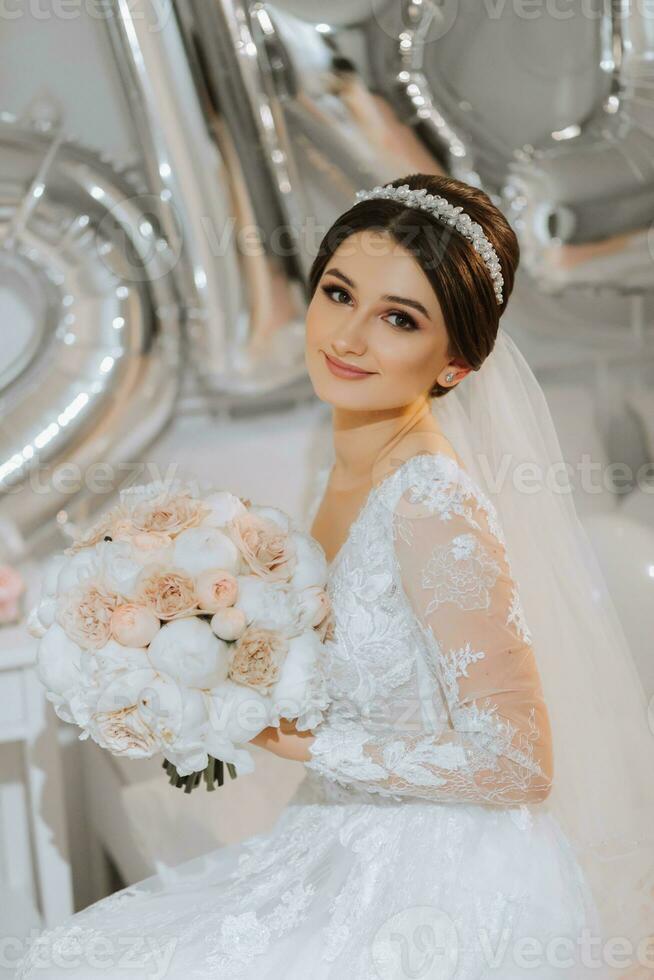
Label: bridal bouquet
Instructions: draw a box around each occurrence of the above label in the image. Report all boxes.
[27,480,334,792]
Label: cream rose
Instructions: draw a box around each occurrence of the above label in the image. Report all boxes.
[119,486,209,537]
[227,513,296,583]
[65,506,121,554]
[111,603,161,646]
[296,586,331,631]
[228,626,289,692]
[56,581,119,649]
[135,565,198,620]
[195,569,238,613]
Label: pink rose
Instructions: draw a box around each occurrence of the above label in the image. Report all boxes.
[0,565,25,624]
[195,569,238,613]
[227,513,296,582]
[111,603,161,647]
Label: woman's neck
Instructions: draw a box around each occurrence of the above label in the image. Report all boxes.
[330,395,441,489]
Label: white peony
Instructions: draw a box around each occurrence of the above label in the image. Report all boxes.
[56,549,101,594]
[248,504,291,532]
[286,531,328,589]
[37,623,84,697]
[269,629,325,724]
[234,576,300,634]
[42,554,68,597]
[200,491,248,528]
[27,596,57,637]
[172,526,240,577]
[148,618,230,688]
[206,679,271,743]
[85,639,152,682]
[98,540,145,599]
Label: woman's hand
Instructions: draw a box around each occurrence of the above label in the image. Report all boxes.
[249,717,316,763]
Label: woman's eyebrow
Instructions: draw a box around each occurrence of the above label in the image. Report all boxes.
[324,267,431,320]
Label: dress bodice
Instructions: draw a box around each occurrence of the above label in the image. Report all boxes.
[294,450,551,812]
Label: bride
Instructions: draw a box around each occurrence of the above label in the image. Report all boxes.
[14,174,654,979]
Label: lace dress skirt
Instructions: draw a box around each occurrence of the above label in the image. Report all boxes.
[14,768,608,980]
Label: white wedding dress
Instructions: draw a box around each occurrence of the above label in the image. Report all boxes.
[14,450,607,980]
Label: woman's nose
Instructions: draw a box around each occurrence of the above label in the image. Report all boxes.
[331,310,368,355]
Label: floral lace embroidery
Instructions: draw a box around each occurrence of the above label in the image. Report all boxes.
[307,452,552,807]
[422,532,501,613]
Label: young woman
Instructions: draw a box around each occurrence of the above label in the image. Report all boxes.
[15,174,653,980]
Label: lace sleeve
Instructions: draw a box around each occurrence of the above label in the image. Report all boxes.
[305,457,554,806]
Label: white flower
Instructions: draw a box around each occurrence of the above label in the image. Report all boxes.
[85,639,152,682]
[235,576,300,634]
[136,675,208,746]
[27,596,57,637]
[200,491,247,528]
[98,540,144,599]
[56,549,101,594]
[248,504,291,532]
[207,678,270,742]
[296,585,331,630]
[86,667,162,759]
[286,531,328,589]
[172,527,240,577]
[269,629,325,723]
[37,623,83,697]
[148,618,230,688]
[42,554,68,597]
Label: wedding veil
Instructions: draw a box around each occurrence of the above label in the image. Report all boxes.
[432,326,654,970]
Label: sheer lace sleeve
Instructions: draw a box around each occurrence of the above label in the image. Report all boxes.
[305,454,554,806]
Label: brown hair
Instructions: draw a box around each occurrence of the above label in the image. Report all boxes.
[308,173,520,397]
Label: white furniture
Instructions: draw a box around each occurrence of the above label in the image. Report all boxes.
[0,570,73,930]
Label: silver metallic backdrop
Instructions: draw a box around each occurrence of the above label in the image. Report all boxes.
[1,0,653,556]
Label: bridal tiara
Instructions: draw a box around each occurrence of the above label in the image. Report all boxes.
[352,183,504,305]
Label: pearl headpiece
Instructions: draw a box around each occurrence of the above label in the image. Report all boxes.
[353,183,504,305]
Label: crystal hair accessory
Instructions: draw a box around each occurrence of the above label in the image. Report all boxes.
[353,183,504,305]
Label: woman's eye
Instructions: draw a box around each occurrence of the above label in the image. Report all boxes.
[321,285,418,331]
[321,284,351,304]
[386,311,418,331]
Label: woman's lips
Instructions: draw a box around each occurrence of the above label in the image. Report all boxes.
[322,352,375,380]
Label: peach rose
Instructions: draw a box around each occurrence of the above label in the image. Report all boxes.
[0,565,25,624]
[65,507,121,554]
[121,489,209,538]
[228,626,288,692]
[316,607,336,644]
[111,603,161,647]
[210,607,247,641]
[227,513,296,582]
[56,581,119,649]
[195,569,238,613]
[90,705,159,758]
[135,566,198,620]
